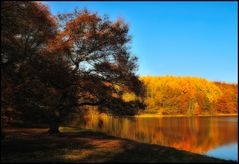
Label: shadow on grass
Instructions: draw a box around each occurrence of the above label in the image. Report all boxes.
[1,127,236,163]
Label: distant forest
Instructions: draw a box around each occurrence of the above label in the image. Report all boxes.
[122,76,238,115]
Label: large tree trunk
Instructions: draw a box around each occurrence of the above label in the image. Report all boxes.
[1,131,5,140]
[48,122,60,135]
[47,113,60,135]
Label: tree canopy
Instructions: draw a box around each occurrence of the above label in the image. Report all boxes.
[1,1,145,134]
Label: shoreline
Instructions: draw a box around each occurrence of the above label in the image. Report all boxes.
[135,113,238,118]
[1,127,236,163]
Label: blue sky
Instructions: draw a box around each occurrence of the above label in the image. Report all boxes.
[42,1,238,83]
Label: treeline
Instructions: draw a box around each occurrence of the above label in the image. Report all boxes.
[123,76,238,115]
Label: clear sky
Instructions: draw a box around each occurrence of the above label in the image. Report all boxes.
[42,1,238,83]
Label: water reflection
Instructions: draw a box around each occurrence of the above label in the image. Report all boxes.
[78,116,238,161]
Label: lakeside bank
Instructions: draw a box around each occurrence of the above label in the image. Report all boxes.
[1,127,236,163]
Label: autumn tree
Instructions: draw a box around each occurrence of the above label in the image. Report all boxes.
[1,1,57,109]
[212,82,238,114]
[1,2,145,134]
[1,1,58,129]
[48,9,145,115]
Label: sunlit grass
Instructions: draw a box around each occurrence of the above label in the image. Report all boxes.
[59,127,83,133]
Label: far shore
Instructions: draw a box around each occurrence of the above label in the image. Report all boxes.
[135,113,238,118]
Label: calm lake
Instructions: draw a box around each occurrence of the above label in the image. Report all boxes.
[78,116,238,161]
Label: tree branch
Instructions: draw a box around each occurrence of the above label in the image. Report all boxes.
[77,98,106,106]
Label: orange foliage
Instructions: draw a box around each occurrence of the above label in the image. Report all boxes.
[212,82,238,114]
[124,76,237,115]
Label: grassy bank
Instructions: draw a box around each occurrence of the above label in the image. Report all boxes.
[1,127,236,163]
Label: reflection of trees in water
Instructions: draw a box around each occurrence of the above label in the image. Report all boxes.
[82,116,238,154]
